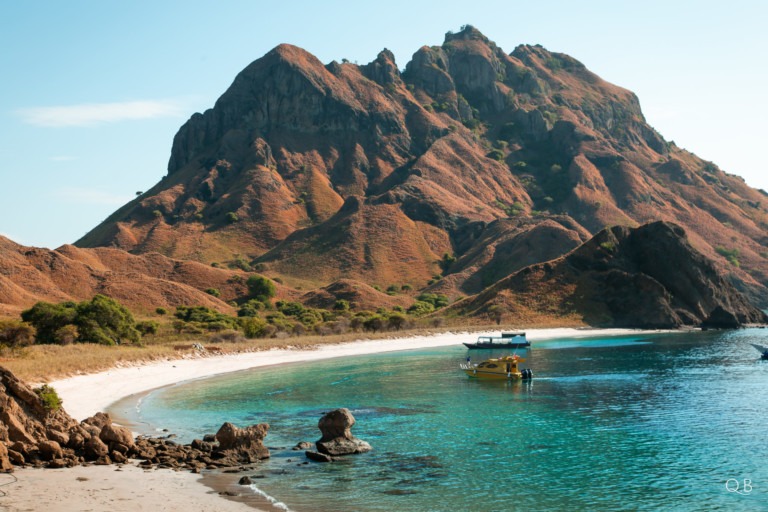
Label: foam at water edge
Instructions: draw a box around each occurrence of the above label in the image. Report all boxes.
[250,484,292,511]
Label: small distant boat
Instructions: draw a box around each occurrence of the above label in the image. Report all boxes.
[750,343,768,360]
[460,354,533,380]
[463,332,530,349]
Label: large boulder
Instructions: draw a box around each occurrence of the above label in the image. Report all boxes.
[315,408,372,456]
[214,422,270,463]
[0,443,13,472]
[99,423,134,450]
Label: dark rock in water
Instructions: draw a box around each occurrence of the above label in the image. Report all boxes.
[315,408,372,456]
[238,475,253,485]
[305,450,333,463]
[292,441,313,451]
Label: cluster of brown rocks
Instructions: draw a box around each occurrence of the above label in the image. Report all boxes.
[0,366,371,473]
[0,367,272,472]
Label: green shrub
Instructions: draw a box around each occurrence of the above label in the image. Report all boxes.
[225,212,239,223]
[388,313,408,330]
[715,246,740,267]
[440,253,457,273]
[239,316,270,338]
[175,306,237,329]
[53,324,78,345]
[35,384,62,412]
[205,288,221,298]
[0,319,36,347]
[333,299,350,312]
[155,307,168,316]
[246,275,276,302]
[21,301,78,343]
[238,299,266,317]
[230,258,252,272]
[136,321,159,335]
[363,315,387,332]
[75,295,140,345]
[22,296,140,346]
[408,301,436,316]
[487,149,505,162]
[276,300,305,317]
[416,293,449,309]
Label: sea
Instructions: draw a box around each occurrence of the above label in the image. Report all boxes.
[111,328,768,511]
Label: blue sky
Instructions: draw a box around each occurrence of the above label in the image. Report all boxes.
[1,1,766,248]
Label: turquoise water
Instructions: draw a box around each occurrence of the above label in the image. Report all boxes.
[114,330,768,511]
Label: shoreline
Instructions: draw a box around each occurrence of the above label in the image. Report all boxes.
[4,328,653,512]
[51,327,644,422]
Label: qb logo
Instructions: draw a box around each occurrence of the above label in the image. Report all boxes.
[725,479,752,495]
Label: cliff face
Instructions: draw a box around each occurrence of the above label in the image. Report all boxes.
[455,222,768,328]
[74,25,768,304]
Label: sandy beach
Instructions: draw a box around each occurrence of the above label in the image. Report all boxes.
[0,327,647,511]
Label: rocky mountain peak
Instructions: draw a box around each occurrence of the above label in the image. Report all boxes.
[361,48,401,86]
[75,27,768,307]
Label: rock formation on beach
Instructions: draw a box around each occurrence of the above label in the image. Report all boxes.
[308,408,372,461]
[0,365,270,471]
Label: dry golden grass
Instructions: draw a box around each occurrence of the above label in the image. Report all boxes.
[0,317,567,383]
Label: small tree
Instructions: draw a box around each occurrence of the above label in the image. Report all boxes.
[388,313,407,331]
[75,295,140,345]
[225,212,239,224]
[246,275,276,303]
[21,301,78,343]
[136,320,159,335]
[240,316,269,338]
[363,315,387,333]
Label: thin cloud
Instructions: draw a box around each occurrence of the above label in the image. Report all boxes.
[17,99,186,127]
[54,187,133,206]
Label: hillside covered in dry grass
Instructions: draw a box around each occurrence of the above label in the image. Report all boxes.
[73,25,768,308]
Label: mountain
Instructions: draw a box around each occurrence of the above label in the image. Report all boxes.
[0,235,408,316]
[451,221,768,328]
[74,25,768,306]
[0,235,241,316]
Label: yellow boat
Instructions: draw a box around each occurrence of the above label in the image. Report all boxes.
[460,354,533,380]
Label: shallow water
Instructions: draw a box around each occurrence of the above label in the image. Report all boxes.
[112,330,768,511]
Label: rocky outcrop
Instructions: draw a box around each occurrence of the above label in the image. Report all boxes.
[213,422,270,463]
[0,365,272,471]
[314,408,371,457]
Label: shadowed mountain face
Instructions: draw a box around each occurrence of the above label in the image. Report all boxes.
[75,26,768,304]
[453,221,768,328]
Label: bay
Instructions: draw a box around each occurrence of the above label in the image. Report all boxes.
[112,329,768,511]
